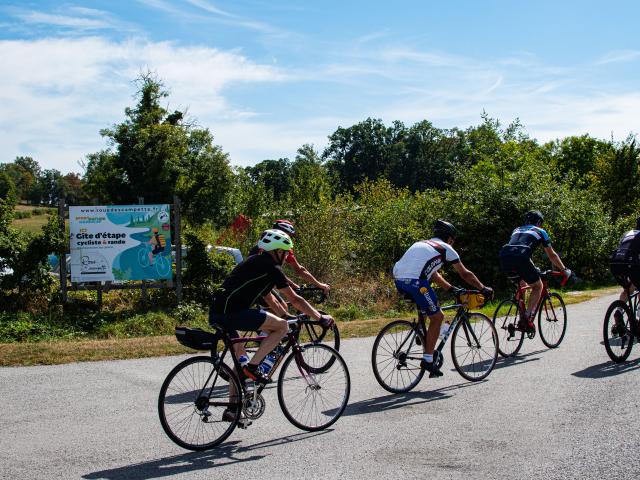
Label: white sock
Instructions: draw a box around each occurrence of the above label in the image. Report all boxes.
[423,353,433,363]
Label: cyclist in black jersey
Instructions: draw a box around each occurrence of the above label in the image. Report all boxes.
[499,210,571,332]
[210,229,334,383]
[610,217,640,326]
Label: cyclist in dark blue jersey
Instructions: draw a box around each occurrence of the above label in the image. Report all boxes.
[610,217,640,329]
[499,210,571,332]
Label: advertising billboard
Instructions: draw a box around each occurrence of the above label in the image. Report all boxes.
[69,205,172,283]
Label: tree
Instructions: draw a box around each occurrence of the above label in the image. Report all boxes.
[590,138,640,222]
[323,118,403,192]
[83,73,235,225]
[0,171,16,203]
[245,158,292,202]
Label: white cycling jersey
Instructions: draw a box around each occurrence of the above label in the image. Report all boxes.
[393,238,460,281]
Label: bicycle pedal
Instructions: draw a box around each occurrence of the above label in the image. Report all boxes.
[237,418,253,429]
[428,371,443,378]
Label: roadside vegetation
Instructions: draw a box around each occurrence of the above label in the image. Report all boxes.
[1,72,636,365]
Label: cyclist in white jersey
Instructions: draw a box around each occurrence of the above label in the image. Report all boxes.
[393,220,493,376]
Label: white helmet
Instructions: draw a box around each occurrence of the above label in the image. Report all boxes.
[258,229,293,252]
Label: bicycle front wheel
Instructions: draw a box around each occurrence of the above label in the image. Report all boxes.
[451,313,498,381]
[277,344,350,431]
[492,299,524,357]
[603,300,635,363]
[158,356,241,451]
[371,320,425,393]
[538,293,567,348]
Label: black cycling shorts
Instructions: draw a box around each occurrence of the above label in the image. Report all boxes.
[610,262,640,289]
[499,255,540,284]
[209,309,267,338]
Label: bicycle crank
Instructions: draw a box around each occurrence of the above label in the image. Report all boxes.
[242,394,266,420]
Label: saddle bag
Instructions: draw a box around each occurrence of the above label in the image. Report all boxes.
[175,327,220,351]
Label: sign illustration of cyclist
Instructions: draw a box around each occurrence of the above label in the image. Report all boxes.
[137,227,171,277]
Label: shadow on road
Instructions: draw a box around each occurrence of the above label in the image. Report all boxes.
[343,380,484,417]
[83,430,330,480]
[492,349,545,370]
[572,357,640,378]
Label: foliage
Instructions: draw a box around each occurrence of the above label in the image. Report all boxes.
[182,231,235,305]
[0,202,65,311]
[83,73,235,226]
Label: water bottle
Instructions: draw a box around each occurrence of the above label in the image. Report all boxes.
[258,353,276,375]
[439,322,451,340]
[238,354,249,367]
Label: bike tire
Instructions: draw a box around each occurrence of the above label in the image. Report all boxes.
[603,300,635,363]
[371,319,425,393]
[492,299,525,357]
[277,344,350,431]
[158,356,241,451]
[155,254,171,277]
[538,292,567,349]
[451,312,498,382]
[299,321,340,370]
[138,247,150,268]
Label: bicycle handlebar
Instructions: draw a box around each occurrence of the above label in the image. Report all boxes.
[539,270,570,287]
[294,285,327,303]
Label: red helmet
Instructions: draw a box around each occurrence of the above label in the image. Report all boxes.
[273,219,295,236]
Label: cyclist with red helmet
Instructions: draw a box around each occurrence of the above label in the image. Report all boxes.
[249,219,330,295]
[499,210,571,334]
[393,220,493,377]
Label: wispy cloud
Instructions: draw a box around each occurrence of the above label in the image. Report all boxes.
[596,49,640,65]
[136,0,290,36]
[0,37,290,171]
[13,11,112,30]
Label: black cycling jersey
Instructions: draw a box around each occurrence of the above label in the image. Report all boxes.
[210,252,289,314]
[499,225,552,259]
[617,230,640,256]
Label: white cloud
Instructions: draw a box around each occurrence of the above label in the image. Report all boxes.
[596,50,640,65]
[0,37,288,172]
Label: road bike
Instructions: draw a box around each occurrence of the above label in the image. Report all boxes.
[492,270,569,357]
[158,315,350,451]
[603,288,640,363]
[371,289,498,393]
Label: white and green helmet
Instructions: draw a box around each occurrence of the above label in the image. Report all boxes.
[258,229,294,252]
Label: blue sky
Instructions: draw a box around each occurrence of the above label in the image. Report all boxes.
[2,0,640,173]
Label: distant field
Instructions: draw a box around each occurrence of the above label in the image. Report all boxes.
[11,205,61,234]
[11,216,50,233]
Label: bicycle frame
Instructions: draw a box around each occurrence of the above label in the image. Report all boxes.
[199,318,323,411]
[511,270,566,319]
[395,298,484,362]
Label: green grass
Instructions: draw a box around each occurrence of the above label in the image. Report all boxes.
[0,284,619,366]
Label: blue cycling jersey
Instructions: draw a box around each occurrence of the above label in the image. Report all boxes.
[499,225,551,259]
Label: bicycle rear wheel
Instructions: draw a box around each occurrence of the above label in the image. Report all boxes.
[277,344,350,431]
[451,313,498,381]
[603,300,635,363]
[371,320,425,393]
[538,293,567,348]
[492,299,524,357]
[158,356,241,451]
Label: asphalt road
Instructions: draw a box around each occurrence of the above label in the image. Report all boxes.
[2,293,640,480]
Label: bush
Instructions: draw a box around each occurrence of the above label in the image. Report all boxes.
[182,231,235,306]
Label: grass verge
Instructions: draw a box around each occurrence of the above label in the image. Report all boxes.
[0,285,619,367]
